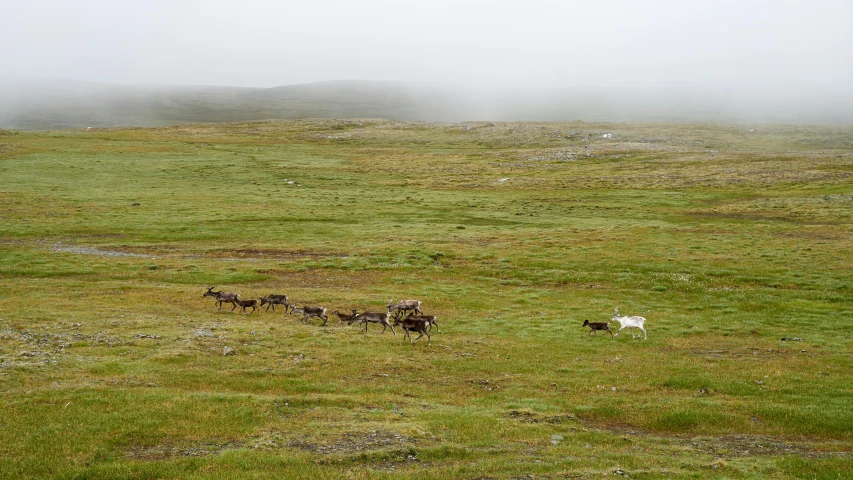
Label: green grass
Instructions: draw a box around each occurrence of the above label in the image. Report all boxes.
[1,119,852,478]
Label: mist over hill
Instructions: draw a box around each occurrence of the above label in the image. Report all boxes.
[1,78,851,129]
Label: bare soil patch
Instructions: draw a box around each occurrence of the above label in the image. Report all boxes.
[125,440,241,460]
[582,420,850,459]
[288,429,412,455]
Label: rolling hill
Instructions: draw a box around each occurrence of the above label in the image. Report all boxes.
[1,78,851,129]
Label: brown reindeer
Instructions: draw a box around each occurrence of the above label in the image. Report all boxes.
[203,286,239,311]
[403,313,440,332]
[387,299,423,320]
[393,315,431,346]
[349,312,395,335]
[333,309,359,326]
[234,298,258,315]
[260,294,289,313]
[290,306,329,326]
[583,319,613,338]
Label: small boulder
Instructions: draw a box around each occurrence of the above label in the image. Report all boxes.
[222,346,236,356]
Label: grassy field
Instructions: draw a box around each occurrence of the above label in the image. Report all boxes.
[1,119,852,479]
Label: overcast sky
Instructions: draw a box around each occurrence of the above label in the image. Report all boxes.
[2,0,852,94]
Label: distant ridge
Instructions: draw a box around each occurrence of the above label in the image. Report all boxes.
[1,78,851,129]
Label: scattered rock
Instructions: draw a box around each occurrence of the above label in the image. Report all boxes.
[781,337,803,341]
[550,434,564,445]
[222,346,235,356]
[509,410,575,424]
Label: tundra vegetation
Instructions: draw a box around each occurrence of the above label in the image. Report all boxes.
[0,119,851,478]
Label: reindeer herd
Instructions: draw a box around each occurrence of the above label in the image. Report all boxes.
[204,286,650,345]
[203,286,439,345]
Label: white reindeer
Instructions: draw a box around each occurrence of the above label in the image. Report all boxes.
[611,308,647,340]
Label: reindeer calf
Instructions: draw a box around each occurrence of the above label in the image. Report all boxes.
[583,319,613,338]
[333,309,359,326]
[291,306,329,326]
[234,298,258,315]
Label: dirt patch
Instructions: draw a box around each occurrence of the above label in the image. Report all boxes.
[46,241,350,263]
[686,435,845,458]
[508,410,578,425]
[288,430,412,455]
[0,328,74,368]
[51,243,152,258]
[685,346,795,360]
[125,440,241,460]
[582,420,849,459]
[208,248,348,260]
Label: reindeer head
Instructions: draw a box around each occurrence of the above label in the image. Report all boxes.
[583,319,590,327]
[203,286,217,297]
